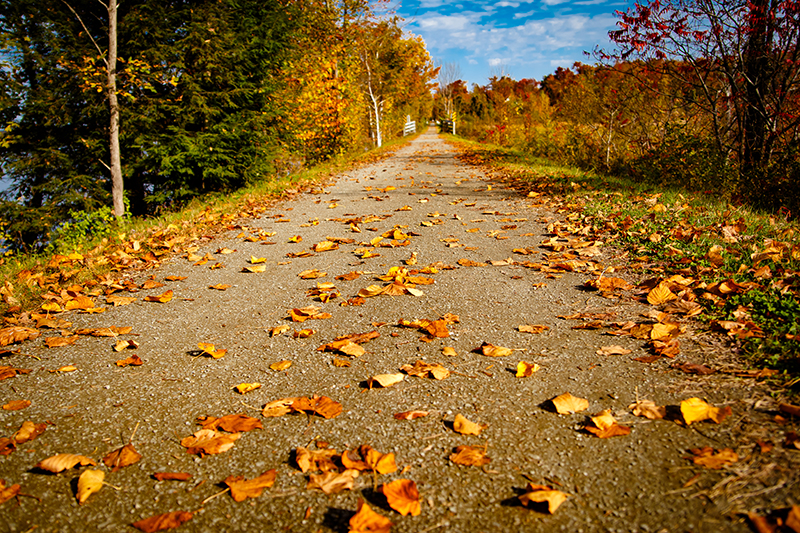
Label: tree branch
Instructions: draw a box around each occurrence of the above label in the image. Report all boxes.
[61,0,108,66]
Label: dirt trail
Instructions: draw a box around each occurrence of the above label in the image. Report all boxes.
[1,129,795,532]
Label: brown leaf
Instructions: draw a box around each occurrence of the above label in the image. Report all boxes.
[291,395,343,419]
[672,362,714,375]
[518,483,568,514]
[518,324,549,334]
[629,400,666,420]
[77,469,104,504]
[449,445,491,466]
[143,290,173,303]
[102,443,142,472]
[779,403,800,418]
[13,421,47,444]
[0,438,16,456]
[132,510,193,532]
[690,447,738,469]
[0,327,40,346]
[298,269,327,279]
[400,360,450,380]
[585,410,632,438]
[197,414,262,433]
[295,447,338,473]
[0,479,21,505]
[596,345,632,356]
[153,472,192,482]
[224,470,277,502]
[382,479,421,516]
[453,413,486,435]
[116,354,144,367]
[45,335,79,348]
[180,429,240,456]
[307,469,359,494]
[393,410,428,421]
[551,393,589,415]
[209,284,231,291]
[2,400,30,411]
[35,453,97,473]
[349,499,392,533]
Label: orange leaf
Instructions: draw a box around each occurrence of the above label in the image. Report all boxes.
[518,324,549,334]
[2,400,30,411]
[45,335,79,348]
[0,480,21,505]
[690,447,738,469]
[152,472,192,482]
[349,499,392,533]
[180,429,240,456]
[116,354,144,367]
[478,342,512,357]
[35,453,97,473]
[647,282,678,305]
[102,443,142,472]
[132,511,193,532]
[224,470,277,502]
[453,413,486,435]
[143,290,173,303]
[382,479,420,516]
[13,421,47,444]
[197,342,227,359]
[0,326,40,346]
[629,400,666,420]
[196,414,262,432]
[449,445,491,466]
[551,393,589,414]
[518,483,568,514]
[585,410,631,438]
[307,469,359,494]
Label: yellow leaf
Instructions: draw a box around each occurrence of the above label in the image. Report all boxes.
[234,383,262,394]
[270,360,292,371]
[77,469,104,504]
[551,392,589,415]
[518,483,568,514]
[680,397,732,425]
[647,283,677,305]
[368,373,405,389]
[250,256,267,264]
[382,479,421,516]
[242,264,266,273]
[453,413,486,435]
[442,346,457,356]
[515,361,540,377]
[35,453,97,473]
[478,342,512,357]
[270,325,290,336]
[198,342,227,359]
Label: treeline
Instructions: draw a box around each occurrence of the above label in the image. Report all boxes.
[0,0,436,251]
[437,0,800,216]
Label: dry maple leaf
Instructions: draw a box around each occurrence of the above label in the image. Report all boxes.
[35,453,97,473]
[197,342,227,359]
[45,336,79,348]
[116,354,144,367]
[77,469,104,504]
[224,470,277,502]
[0,480,21,505]
[143,290,173,303]
[307,469,359,494]
[349,499,392,533]
[368,373,405,389]
[400,360,450,380]
[518,324,549,334]
[690,447,739,469]
[585,410,632,438]
[680,397,732,425]
[453,413,487,436]
[13,421,47,444]
[516,361,540,377]
[197,414,262,432]
[382,479,421,516]
[180,429,240,456]
[234,382,262,394]
[2,400,30,411]
[103,443,142,472]
[132,510,193,532]
[449,445,491,466]
[0,327,40,346]
[518,483,568,514]
[551,393,589,415]
[477,342,512,357]
[629,400,666,420]
[295,447,339,473]
[393,410,428,421]
[290,395,343,419]
[261,398,294,418]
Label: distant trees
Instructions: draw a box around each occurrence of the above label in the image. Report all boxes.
[0,0,436,250]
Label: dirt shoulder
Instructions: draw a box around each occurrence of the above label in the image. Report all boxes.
[1,128,797,532]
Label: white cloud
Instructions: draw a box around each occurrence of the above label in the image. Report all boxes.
[541,0,572,4]
[495,1,520,7]
[513,10,536,18]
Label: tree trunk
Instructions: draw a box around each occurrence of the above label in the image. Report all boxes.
[107,0,124,217]
[741,0,772,187]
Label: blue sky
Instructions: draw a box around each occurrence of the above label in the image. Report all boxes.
[394,0,630,87]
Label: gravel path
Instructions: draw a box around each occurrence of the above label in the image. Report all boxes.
[1,128,793,532]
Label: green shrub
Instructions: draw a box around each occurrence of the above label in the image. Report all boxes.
[47,205,117,254]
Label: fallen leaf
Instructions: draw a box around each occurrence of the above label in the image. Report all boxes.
[143,290,173,303]
[198,342,227,359]
[0,480,21,505]
[368,373,405,389]
[516,361,540,377]
[234,382,262,394]
[113,339,139,352]
[394,410,428,420]
[442,346,457,356]
[2,400,30,411]
[518,483,568,514]
[629,400,666,420]
[690,447,738,469]
[180,429,240,456]
[298,269,327,279]
[518,324,549,334]
[400,360,450,380]
[242,264,266,273]
[477,342,512,357]
[779,403,800,418]
[449,445,491,466]
[647,283,678,305]
[196,414,262,432]
[680,398,732,425]
[132,510,193,532]
[45,336,79,348]
[672,362,714,375]
[313,241,339,252]
[35,453,97,473]
[116,354,144,367]
[293,329,315,338]
[551,393,589,415]
[270,325,290,336]
[453,413,486,435]
[0,327,40,346]
[307,469,359,494]
[295,446,338,473]
[382,479,421,516]
[290,395,343,419]
[224,470,277,502]
[209,284,231,290]
[13,421,47,444]
[77,469,104,504]
[103,443,142,472]
[349,499,392,533]
[585,410,632,438]
[596,345,632,356]
[270,360,293,371]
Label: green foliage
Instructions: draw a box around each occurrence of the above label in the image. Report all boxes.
[47,205,116,254]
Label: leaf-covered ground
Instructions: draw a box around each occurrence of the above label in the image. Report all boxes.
[1,129,798,532]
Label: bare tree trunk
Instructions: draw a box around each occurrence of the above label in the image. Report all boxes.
[107,1,124,217]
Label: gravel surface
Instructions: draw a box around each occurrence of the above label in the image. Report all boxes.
[1,128,797,532]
